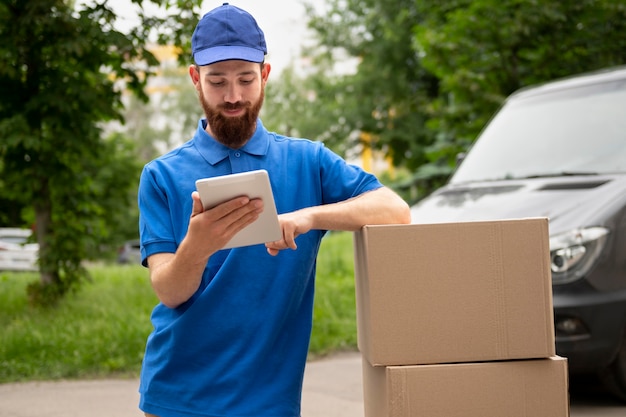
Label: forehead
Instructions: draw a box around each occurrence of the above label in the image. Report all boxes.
[200,60,261,76]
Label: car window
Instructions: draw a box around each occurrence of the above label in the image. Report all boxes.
[0,235,28,245]
[451,78,626,184]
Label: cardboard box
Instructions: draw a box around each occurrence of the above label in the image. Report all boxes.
[354,218,555,366]
[363,356,569,417]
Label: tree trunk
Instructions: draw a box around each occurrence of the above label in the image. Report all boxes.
[34,185,59,286]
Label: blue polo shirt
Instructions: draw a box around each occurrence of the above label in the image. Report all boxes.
[138,119,382,417]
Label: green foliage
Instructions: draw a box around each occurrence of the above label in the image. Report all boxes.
[26,279,68,309]
[0,1,185,302]
[414,0,626,167]
[128,0,204,66]
[0,1,134,297]
[305,0,446,199]
[0,232,358,381]
[121,65,202,162]
[0,265,157,382]
[300,0,626,202]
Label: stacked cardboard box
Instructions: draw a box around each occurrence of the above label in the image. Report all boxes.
[354,218,569,417]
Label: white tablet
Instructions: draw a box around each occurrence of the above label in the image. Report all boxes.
[195,170,282,249]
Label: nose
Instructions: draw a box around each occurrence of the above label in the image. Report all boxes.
[224,84,242,103]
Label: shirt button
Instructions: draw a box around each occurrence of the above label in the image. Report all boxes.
[234,152,241,158]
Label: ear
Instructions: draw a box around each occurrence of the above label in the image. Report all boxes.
[261,63,271,84]
[189,65,201,90]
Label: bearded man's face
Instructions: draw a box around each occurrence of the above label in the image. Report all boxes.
[199,86,264,149]
[193,60,268,149]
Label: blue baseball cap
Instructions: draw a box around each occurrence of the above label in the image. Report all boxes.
[192,3,267,66]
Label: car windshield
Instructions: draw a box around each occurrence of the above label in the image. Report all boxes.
[450,75,626,184]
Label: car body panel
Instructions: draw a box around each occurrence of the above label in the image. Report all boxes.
[117,239,142,265]
[0,228,38,272]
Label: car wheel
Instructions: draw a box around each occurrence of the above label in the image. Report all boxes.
[599,327,626,402]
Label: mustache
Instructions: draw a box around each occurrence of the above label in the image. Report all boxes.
[220,102,250,111]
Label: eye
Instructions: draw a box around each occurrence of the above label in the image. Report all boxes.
[206,76,225,86]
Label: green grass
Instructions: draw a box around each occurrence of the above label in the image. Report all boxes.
[0,231,357,382]
[0,265,157,382]
[310,231,358,356]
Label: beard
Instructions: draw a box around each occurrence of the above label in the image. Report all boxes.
[199,87,264,149]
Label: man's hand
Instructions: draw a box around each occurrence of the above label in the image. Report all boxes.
[148,192,264,308]
[265,210,314,256]
[188,191,264,254]
[264,187,411,257]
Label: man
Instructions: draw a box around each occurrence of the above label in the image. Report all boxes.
[137,3,410,416]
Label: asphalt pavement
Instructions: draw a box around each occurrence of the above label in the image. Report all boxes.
[0,352,363,417]
[0,351,624,417]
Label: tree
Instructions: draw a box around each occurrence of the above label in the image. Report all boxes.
[120,63,201,162]
[0,0,202,304]
[261,63,354,155]
[304,0,446,202]
[414,0,626,171]
[304,0,626,202]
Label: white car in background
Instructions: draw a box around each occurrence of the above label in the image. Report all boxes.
[0,228,38,272]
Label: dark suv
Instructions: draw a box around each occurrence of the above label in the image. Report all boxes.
[409,66,626,399]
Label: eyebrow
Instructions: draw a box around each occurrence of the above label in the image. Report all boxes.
[205,69,258,77]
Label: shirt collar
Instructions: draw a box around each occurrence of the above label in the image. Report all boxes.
[194,119,269,165]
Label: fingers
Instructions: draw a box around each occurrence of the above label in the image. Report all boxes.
[213,198,263,235]
[191,191,204,217]
[265,220,298,256]
[188,195,264,252]
[265,239,296,256]
[191,192,258,221]
[220,200,263,237]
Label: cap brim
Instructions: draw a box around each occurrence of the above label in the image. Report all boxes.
[194,45,265,66]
